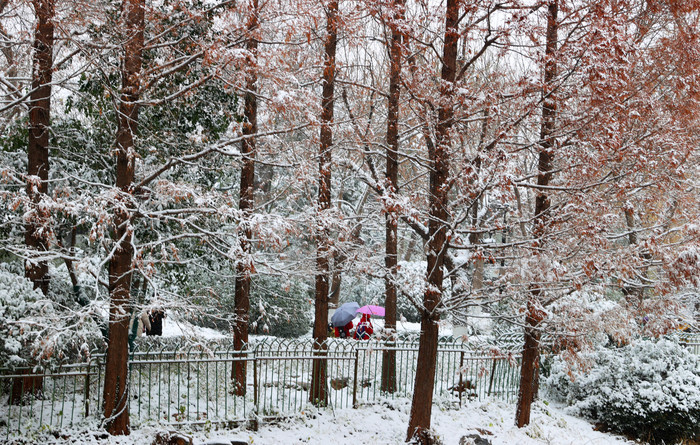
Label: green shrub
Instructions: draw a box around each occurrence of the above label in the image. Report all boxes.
[546,339,700,444]
[184,273,312,338]
[248,276,312,338]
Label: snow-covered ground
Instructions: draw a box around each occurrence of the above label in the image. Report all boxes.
[239,399,633,445]
[204,399,633,445]
[161,311,228,339]
[38,399,633,445]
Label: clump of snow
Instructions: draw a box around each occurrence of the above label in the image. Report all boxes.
[0,265,102,366]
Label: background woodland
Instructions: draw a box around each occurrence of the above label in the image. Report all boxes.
[1,0,699,440]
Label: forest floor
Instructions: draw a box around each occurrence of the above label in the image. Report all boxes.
[31,398,635,445]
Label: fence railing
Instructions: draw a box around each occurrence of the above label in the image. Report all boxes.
[0,362,95,442]
[678,332,700,355]
[4,332,698,440]
[0,337,521,439]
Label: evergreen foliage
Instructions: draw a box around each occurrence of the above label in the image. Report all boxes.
[248,275,312,338]
[546,339,700,444]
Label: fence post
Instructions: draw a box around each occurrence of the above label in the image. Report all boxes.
[84,360,91,417]
[352,349,359,408]
[487,358,497,397]
[252,356,259,431]
[458,350,464,407]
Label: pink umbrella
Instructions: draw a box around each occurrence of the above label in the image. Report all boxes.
[356,305,385,317]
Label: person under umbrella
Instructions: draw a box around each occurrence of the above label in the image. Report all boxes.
[356,305,385,317]
[334,320,353,338]
[353,313,374,340]
[330,302,360,338]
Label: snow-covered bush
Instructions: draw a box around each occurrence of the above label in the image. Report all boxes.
[0,265,103,368]
[546,339,700,444]
[395,260,426,323]
[0,266,44,367]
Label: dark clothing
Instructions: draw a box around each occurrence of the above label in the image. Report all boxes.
[147,310,165,336]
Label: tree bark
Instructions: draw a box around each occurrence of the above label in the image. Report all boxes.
[515,297,545,427]
[310,0,338,407]
[622,203,655,303]
[381,0,404,395]
[328,253,343,308]
[622,205,643,303]
[8,368,44,405]
[403,233,417,262]
[468,108,490,299]
[64,226,79,289]
[0,0,24,136]
[25,0,54,295]
[406,0,458,440]
[232,0,259,398]
[102,0,144,435]
[14,0,54,407]
[515,0,558,428]
[57,225,83,302]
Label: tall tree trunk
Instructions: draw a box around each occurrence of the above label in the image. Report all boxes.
[310,0,338,406]
[64,225,79,290]
[57,225,82,302]
[515,0,558,428]
[328,252,344,308]
[381,0,404,395]
[622,205,643,303]
[403,233,417,262]
[232,0,259,398]
[102,0,144,435]
[25,0,54,295]
[14,0,54,407]
[622,202,658,304]
[515,297,545,427]
[406,0,458,440]
[469,108,490,299]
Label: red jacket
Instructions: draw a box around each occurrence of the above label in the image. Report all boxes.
[354,314,373,340]
[334,321,353,338]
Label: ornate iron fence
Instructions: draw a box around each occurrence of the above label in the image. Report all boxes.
[5,332,698,439]
[0,337,521,439]
[0,362,95,443]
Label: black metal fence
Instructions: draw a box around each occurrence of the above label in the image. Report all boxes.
[0,337,522,440]
[4,332,699,440]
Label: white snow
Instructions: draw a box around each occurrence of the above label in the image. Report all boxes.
[44,399,634,445]
[339,317,455,337]
[232,399,633,445]
[160,311,227,339]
